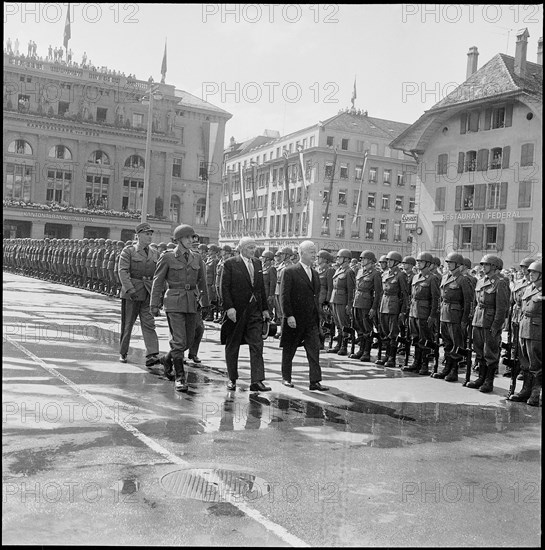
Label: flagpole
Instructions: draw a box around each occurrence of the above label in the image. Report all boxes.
[322,147,337,231]
[352,149,368,226]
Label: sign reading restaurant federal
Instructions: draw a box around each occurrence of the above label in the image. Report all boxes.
[441,210,522,221]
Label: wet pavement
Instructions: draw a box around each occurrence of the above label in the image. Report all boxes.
[2,272,541,546]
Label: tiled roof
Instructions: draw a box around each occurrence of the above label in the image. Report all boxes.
[322,112,411,139]
[174,89,232,117]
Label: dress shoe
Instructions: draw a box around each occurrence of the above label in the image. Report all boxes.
[145,354,160,367]
[226,380,236,391]
[249,381,271,392]
[175,377,188,392]
[188,355,202,364]
[309,382,329,391]
[119,354,127,363]
[282,380,294,388]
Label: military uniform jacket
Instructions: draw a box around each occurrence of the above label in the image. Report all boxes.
[118,243,159,300]
[353,265,382,310]
[275,260,291,296]
[511,278,532,324]
[205,256,218,300]
[379,266,409,315]
[440,270,472,324]
[519,284,542,340]
[410,268,440,319]
[262,264,277,298]
[472,274,510,330]
[330,264,356,306]
[150,247,208,313]
[317,265,335,305]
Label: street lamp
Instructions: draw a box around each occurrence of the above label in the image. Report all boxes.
[140,83,162,223]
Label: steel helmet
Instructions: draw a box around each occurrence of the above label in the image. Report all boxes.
[173,224,196,240]
[386,251,403,263]
[221,244,232,252]
[318,249,331,260]
[480,254,503,270]
[519,257,534,267]
[432,256,441,266]
[337,248,352,259]
[445,252,464,265]
[463,257,472,269]
[416,252,434,263]
[360,250,376,262]
[528,260,542,273]
[166,242,176,249]
[105,239,112,245]
[198,243,208,252]
[208,244,220,253]
[261,250,274,259]
[280,246,293,256]
[378,254,388,263]
[402,256,416,266]
[98,238,106,244]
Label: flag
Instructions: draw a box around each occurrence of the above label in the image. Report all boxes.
[239,164,247,227]
[250,161,257,215]
[322,147,337,227]
[352,149,368,226]
[351,77,357,108]
[161,40,167,83]
[63,5,71,50]
[298,145,310,219]
[283,150,291,231]
[203,121,219,224]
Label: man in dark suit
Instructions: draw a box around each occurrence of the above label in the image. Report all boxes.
[280,241,329,391]
[220,237,271,391]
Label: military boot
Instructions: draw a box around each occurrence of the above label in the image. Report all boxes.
[418,356,431,376]
[479,363,496,393]
[159,352,175,381]
[385,343,397,368]
[466,361,486,389]
[173,356,188,392]
[337,331,350,356]
[444,357,459,382]
[526,372,541,407]
[510,370,533,402]
[403,346,422,372]
[433,354,453,379]
[327,328,341,353]
[375,342,388,366]
[360,337,373,362]
[349,337,364,359]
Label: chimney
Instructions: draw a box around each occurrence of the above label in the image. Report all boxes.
[538,37,543,65]
[514,28,530,77]
[466,46,479,79]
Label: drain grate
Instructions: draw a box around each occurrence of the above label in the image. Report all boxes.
[160,468,270,502]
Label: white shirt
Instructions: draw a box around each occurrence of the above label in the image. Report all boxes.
[243,256,254,282]
[302,262,312,282]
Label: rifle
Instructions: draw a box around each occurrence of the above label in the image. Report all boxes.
[349,310,357,356]
[507,338,521,399]
[422,338,437,367]
[432,322,440,375]
[456,325,472,386]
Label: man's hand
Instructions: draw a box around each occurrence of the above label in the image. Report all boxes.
[128,290,138,302]
[262,310,270,321]
[461,321,468,333]
[489,326,500,338]
[398,312,406,324]
[345,305,352,317]
[369,308,376,319]
[227,308,237,323]
[427,316,436,332]
[287,316,296,329]
[150,306,160,317]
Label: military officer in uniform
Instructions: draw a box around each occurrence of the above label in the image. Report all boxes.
[351,250,382,361]
[378,254,388,274]
[466,255,510,393]
[204,244,220,321]
[462,257,477,293]
[328,249,356,355]
[118,222,160,366]
[511,260,542,406]
[376,251,409,367]
[317,250,335,349]
[261,250,277,318]
[150,224,208,391]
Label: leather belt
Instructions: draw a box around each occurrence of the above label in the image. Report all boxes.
[131,276,152,281]
[169,283,196,290]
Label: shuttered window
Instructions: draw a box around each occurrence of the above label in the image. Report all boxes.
[518,181,532,208]
[435,187,446,211]
[437,154,448,175]
[520,143,534,167]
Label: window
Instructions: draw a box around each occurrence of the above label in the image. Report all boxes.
[336,215,345,237]
[356,140,364,153]
[465,151,477,172]
[369,168,377,183]
[269,215,275,234]
[295,187,301,205]
[48,145,72,160]
[489,148,502,169]
[393,221,402,242]
[272,168,278,183]
[383,169,391,185]
[170,195,181,223]
[305,160,312,181]
[521,143,534,167]
[271,192,276,209]
[340,163,348,179]
[125,155,145,169]
[46,169,72,203]
[396,173,404,186]
[351,216,361,238]
[326,136,334,147]
[435,187,446,211]
[381,194,390,210]
[461,226,472,249]
[462,185,474,209]
[302,138,307,149]
[282,214,287,233]
[199,160,208,180]
[17,94,30,112]
[365,219,374,240]
[322,190,329,204]
[5,163,32,201]
[467,111,479,132]
[338,189,347,205]
[276,148,280,158]
[122,178,144,211]
[379,220,388,241]
[196,198,206,224]
[370,143,378,155]
[88,150,110,165]
[353,190,360,207]
[58,101,70,116]
[367,192,376,209]
[321,215,330,236]
[132,113,144,128]
[8,139,33,155]
[487,183,501,209]
[341,138,349,150]
[514,222,530,250]
[288,143,293,153]
[384,146,391,158]
[485,226,497,250]
[325,162,334,179]
[437,153,448,175]
[492,107,505,129]
[85,174,109,209]
[96,107,107,122]
[408,197,415,213]
[395,196,403,212]
[355,164,363,180]
[309,136,315,147]
[432,225,445,249]
[518,181,532,208]
[172,158,182,178]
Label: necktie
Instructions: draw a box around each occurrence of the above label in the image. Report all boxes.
[247,259,254,284]
[184,251,189,262]
[305,265,312,281]
[143,246,149,255]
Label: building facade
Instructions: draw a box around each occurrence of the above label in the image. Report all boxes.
[3,51,231,242]
[390,30,543,266]
[220,110,417,256]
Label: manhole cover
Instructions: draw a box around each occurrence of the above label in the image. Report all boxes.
[160,468,270,502]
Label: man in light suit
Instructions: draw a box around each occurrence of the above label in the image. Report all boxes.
[280,241,328,391]
[220,237,271,391]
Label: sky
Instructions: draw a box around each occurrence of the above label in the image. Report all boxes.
[4,3,544,145]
